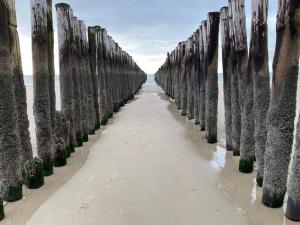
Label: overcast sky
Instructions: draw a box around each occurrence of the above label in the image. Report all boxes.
[15,0,278,75]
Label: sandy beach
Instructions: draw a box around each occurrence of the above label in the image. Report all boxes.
[1,84,290,225]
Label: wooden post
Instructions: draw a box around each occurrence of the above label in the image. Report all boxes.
[31,0,54,176]
[88,26,101,130]
[55,3,76,153]
[97,27,109,125]
[220,7,233,151]
[47,0,56,134]
[205,12,220,144]
[250,0,270,185]
[8,1,45,187]
[262,0,299,208]
[80,21,96,135]
[8,0,33,166]
[228,0,241,156]
[193,31,200,125]
[198,21,207,131]
[71,17,87,143]
[69,11,83,147]
[0,0,23,202]
[0,182,4,220]
[180,41,187,116]
[187,37,194,120]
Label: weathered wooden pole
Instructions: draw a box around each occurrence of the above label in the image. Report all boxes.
[0,0,23,202]
[198,22,207,131]
[8,0,44,189]
[0,183,4,220]
[80,21,96,135]
[97,27,109,126]
[287,114,300,220]
[47,0,56,135]
[193,31,200,125]
[88,26,101,130]
[220,7,233,151]
[174,46,181,109]
[47,0,66,168]
[238,0,255,173]
[9,0,33,164]
[55,3,76,153]
[228,0,241,156]
[69,11,83,147]
[31,0,54,176]
[180,42,188,116]
[262,0,299,208]
[205,12,220,144]
[250,0,270,185]
[72,17,87,142]
[186,37,194,120]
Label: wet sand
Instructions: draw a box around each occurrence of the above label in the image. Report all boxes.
[23,85,298,225]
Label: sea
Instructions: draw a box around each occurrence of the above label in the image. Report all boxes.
[24,74,277,86]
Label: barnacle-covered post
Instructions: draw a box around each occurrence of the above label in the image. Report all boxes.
[186,37,194,120]
[220,7,233,151]
[198,21,207,131]
[250,0,270,184]
[88,26,101,130]
[55,3,76,153]
[0,0,23,202]
[69,11,83,147]
[47,0,56,135]
[0,182,4,220]
[231,2,255,173]
[228,0,241,156]
[80,21,95,135]
[262,0,299,209]
[205,12,220,144]
[180,42,188,116]
[97,28,108,125]
[193,31,200,125]
[31,0,54,176]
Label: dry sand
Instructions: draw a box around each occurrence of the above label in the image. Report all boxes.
[18,84,298,225]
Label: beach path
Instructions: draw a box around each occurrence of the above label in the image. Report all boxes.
[25,85,294,225]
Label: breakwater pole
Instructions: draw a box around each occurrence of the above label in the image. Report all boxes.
[0,0,23,203]
[250,0,270,185]
[262,0,299,209]
[220,7,232,151]
[205,12,220,144]
[31,0,54,176]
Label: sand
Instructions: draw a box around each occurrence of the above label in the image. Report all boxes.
[19,84,297,225]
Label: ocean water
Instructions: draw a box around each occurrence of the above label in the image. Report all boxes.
[24,73,276,86]
[145,73,225,85]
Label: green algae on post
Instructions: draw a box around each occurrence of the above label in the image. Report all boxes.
[23,158,44,189]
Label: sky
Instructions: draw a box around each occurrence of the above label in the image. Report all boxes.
[15,0,278,75]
